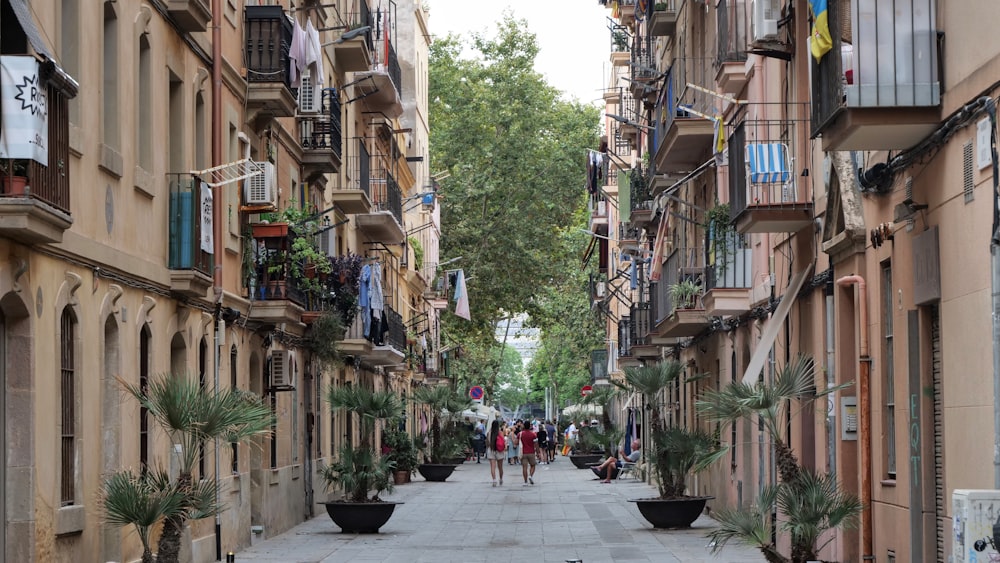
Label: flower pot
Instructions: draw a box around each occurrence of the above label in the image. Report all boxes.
[322,501,402,533]
[301,311,322,324]
[392,470,411,485]
[2,175,28,196]
[304,263,317,279]
[417,463,458,482]
[629,496,713,529]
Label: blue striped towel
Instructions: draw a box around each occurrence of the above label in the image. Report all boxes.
[747,143,791,184]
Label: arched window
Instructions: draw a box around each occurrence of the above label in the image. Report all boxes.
[139,325,151,471]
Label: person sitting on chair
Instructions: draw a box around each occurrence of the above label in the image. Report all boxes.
[593,440,641,483]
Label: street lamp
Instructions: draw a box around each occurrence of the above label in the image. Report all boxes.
[606,113,654,131]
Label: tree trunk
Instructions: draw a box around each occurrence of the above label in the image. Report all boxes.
[141,548,155,563]
[156,514,185,563]
[774,439,800,483]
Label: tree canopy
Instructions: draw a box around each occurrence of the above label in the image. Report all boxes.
[429,15,603,404]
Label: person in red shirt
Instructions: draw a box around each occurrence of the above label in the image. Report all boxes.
[517,425,538,485]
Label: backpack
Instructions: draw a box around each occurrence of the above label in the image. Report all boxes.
[495,433,506,452]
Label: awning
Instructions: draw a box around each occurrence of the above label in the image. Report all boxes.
[741,265,812,384]
[9,0,79,97]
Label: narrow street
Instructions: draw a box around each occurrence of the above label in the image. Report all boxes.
[234,456,768,563]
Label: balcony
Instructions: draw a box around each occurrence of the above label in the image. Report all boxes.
[715,0,749,96]
[0,74,74,245]
[299,88,343,181]
[609,23,631,67]
[245,6,296,119]
[618,222,643,256]
[810,0,940,151]
[651,246,709,338]
[628,300,659,359]
[244,226,307,325]
[333,138,374,214]
[702,230,752,316]
[340,305,405,366]
[613,0,637,26]
[629,43,659,104]
[589,192,609,235]
[326,6,373,72]
[648,1,678,37]
[165,0,211,32]
[353,147,404,244]
[628,166,654,228]
[167,174,213,298]
[653,66,717,175]
[349,16,403,119]
[729,119,814,234]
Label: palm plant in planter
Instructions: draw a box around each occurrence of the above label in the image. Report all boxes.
[101,374,274,563]
[620,361,727,529]
[412,385,471,481]
[321,385,404,533]
[382,423,419,484]
[697,355,862,562]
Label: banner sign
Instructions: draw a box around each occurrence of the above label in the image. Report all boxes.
[0,56,47,164]
[200,182,214,254]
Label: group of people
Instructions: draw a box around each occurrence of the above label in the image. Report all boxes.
[480,419,560,487]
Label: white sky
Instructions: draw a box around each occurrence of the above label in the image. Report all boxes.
[425,0,611,106]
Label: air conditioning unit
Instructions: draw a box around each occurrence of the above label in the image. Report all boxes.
[244,161,276,207]
[270,350,293,388]
[318,229,336,257]
[297,69,319,113]
[752,0,780,43]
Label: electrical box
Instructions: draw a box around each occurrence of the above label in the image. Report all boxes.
[840,396,858,441]
[953,489,1000,562]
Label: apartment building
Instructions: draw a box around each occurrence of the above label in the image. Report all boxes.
[0,0,438,561]
[594,1,1000,561]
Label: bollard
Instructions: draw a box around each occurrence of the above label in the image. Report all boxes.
[226,552,235,563]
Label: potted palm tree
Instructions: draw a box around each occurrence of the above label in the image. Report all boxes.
[698,355,862,562]
[412,385,471,482]
[321,384,404,533]
[620,361,727,529]
[101,374,274,563]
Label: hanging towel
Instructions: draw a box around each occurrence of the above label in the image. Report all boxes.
[454,269,471,320]
[289,18,306,83]
[370,261,385,321]
[359,263,371,337]
[304,18,324,87]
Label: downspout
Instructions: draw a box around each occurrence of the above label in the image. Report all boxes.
[211,0,224,560]
[983,97,1000,490]
[836,275,872,561]
[825,280,836,475]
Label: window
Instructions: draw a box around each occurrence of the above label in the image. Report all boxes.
[882,261,896,478]
[60,309,77,506]
[102,4,119,150]
[230,345,239,473]
[140,326,151,471]
[137,34,152,169]
[168,72,185,175]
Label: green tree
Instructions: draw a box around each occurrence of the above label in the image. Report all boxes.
[430,15,601,397]
[492,344,528,411]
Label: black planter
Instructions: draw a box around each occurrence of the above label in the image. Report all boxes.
[446,456,466,465]
[417,463,458,482]
[589,463,620,480]
[630,496,713,529]
[322,501,402,533]
[569,454,603,469]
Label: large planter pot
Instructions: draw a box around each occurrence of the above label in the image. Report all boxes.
[322,501,402,533]
[392,470,411,485]
[417,463,458,482]
[589,463,620,480]
[630,496,713,529]
[569,454,603,469]
[446,456,466,465]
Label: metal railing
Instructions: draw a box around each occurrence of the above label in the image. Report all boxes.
[167,174,212,275]
[705,230,752,290]
[343,2,375,54]
[371,165,403,225]
[344,138,372,199]
[630,165,653,214]
[653,60,715,149]
[299,88,342,159]
[716,0,748,66]
[655,246,705,321]
[618,316,632,358]
[245,5,292,87]
[21,84,71,211]
[728,118,809,216]
[385,306,406,351]
[631,301,652,345]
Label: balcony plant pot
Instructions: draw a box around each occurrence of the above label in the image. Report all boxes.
[252,222,289,249]
[2,175,28,196]
[417,463,457,482]
[569,453,603,469]
[392,470,411,485]
[322,501,402,533]
[629,496,712,529]
[301,311,322,324]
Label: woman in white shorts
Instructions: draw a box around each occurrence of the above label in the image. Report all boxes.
[486,420,505,487]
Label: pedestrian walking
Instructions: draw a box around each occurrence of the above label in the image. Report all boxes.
[518,424,538,485]
[486,420,505,487]
[545,420,557,461]
[536,422,549,464]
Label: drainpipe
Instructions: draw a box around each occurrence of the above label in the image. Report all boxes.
[212,0,224,560]
[984,98,1000,490]
[825,280,836,475]
[836,275,872,561]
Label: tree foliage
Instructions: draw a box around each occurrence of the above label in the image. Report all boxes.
[430,15,602,399]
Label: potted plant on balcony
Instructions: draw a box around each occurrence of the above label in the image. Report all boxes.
[320,385,404,533]
[654,1,668,10]
[412,385,471,482]
[669,278,701,310]
[612,30,628,52]
[382,423,419,485]
[621,361,727,529]
[305,310,345,368]
[0,158,29,195]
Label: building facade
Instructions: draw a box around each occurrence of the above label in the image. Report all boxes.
[0,0,439,561]
[594,0,1000,561]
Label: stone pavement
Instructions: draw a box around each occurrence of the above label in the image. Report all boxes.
[233,454,768,563]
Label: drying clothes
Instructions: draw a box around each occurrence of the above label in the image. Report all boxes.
[304,18,324,87]
[370,261,385,321]
[359,264,371,337]
[289,18,306,83]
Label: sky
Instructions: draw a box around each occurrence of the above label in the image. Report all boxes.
[424,0,612,106]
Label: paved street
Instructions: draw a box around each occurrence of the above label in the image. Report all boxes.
[233,455,768,563]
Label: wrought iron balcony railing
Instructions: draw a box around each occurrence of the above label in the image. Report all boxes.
[716,0,748,66]
[299,88,343,159]
[245,6,292,87]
